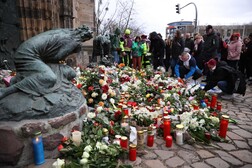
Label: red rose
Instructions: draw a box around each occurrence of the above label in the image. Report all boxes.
[77,83,82,89]
[167,86,173,90]
[61,136,68,143]
[107,78,112,84]
[88,86,94,91]
[58,144,64,151]
[99,68,105,74]
[211,112,218,117]
[102,85,109,93]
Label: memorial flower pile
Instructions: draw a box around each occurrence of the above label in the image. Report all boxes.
[57,65,236,167]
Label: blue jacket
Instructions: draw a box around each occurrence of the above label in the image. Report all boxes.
[175,55,200,79]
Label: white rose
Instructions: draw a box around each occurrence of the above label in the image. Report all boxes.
[96,106,103,113]
[52,158,65,168]
[91,92,98,98]
[110,98,115,104]
[82,151,90,158]
[96,142,102,149]
[101,93,107,100]
[80,158,88,165]
[87,112,96,119]
[100,144,108,150]
[84,145,92,153]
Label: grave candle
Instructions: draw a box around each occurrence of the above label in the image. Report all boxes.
[120,136,128,149]
[163,116,171,140]
[32,131,45,165]
[129,144,137,161]
[166,135,173,147]
[72,131,82,146]
[147,131,154,147]
[217,102,222,111]
[219,115,229,138]
[210,94,217,109]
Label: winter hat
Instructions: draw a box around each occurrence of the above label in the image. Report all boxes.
[206,59,217,66]
[205,25,213,30]
[141,34,147,39]
[125,29,131,35]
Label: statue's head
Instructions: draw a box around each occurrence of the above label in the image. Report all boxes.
[74,25,93,42]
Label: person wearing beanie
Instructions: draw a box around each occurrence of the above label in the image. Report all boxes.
[175,48,202,83]
[203,59,236,100]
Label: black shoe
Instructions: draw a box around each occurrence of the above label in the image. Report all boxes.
[201,79,208,82]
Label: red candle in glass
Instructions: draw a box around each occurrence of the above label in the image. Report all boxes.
[193,105,199,110]
[205,132,211,140]
[217,102,222,111]
[163,111,168,116]
[163,116,171,140]
[166,135,173,147]
[129,144,137,161]
[210,94,217,109]
[147,132,154,147]
[122,106,129,116]
[219,115,229,138]
[120,136,128,149]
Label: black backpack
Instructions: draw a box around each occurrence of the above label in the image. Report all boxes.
[221,65,247,96]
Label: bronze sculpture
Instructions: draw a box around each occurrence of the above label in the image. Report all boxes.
[0,25,93,121]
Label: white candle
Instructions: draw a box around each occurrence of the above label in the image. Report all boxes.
[176,132,183,145]
[72,131,82,146]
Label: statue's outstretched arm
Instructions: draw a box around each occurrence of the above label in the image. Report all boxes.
[54,41,81,60]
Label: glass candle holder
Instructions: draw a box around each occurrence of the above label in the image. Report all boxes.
[210,94,217,109]
[120,136,128,149]
[113,135,121,145]
[147,131,154,147]
[163,116,171,140]
[166,135,173,147]
[122,105,129,116]
[72,131,82,146]
[137,130,144,150]
[217,102,222,111]
[129,144,137,161]
[175,124,184,145]
[32,131,45,165]
[219,115,229,139]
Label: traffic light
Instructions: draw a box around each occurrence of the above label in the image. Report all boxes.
[175,4,180,14]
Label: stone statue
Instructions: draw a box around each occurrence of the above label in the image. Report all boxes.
[0,25,93,121]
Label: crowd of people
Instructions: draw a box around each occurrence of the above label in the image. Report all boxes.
[109,25,252,99]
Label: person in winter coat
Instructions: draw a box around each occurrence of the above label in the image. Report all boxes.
[171,30,184,76]
[203,59,236,100]
[192,34,204,70]
[122,29,133,67]
[149,31,165,70]
[110,28,121,65]
[132,36,144,70]
[227,33,242,70]
[246,33,252,84]
[175,48,202,82]
[202,25,219,62]
[185,33,194,54]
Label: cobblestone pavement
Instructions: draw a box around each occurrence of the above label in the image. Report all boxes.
[123,85,252,168]
[29,85,252,168]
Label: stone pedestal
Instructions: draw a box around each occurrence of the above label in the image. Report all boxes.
[0,103,88,168]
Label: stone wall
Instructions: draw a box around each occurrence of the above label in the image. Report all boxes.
[0,103,88,168]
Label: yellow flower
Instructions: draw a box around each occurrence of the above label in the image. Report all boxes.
[99,79,105,86]
[146,93,151,98]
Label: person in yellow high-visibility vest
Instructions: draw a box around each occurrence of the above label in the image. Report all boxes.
[140,34,151,68]
[122,29,133,67]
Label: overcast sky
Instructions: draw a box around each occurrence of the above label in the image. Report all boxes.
[103,0,252,37]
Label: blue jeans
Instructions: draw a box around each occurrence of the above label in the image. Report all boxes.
[112,51,119,64]
[217,81,232,94]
